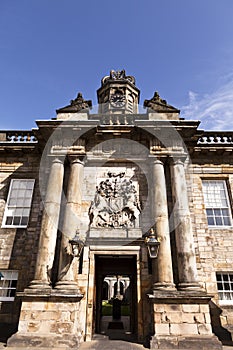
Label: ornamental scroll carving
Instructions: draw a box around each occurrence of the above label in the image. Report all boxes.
[89,172,141,228]
[101,69,135,86]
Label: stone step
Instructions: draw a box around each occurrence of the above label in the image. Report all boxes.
[79,340,146,350]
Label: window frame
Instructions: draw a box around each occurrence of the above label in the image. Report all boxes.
[216,272,233,305]
[202,179,232,228]
[2,179,35,228]
[0,270,18,302]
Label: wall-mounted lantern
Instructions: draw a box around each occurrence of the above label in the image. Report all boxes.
[144,228,160,259]
[69,231,85,258]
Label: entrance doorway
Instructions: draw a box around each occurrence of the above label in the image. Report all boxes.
[95,255,137,340]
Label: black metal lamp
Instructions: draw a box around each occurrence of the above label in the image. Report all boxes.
[145,228,160,259]
[69,231,85,258]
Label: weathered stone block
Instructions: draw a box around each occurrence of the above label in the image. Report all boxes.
[61,311,71,322]
[181,312,195,323]
[170,323,198,335]
[178,335,222,350]
[154,304,167,312]
[168,304,182,312]
[18,321,28,333]
[151,335,178,349]
[154,313,162,323]
[204,312,211,324]
[50,322,73,334]
[162,312,182,323]
[197,323,212,335]
[193,313,205,323]
[182,304,200,313]
[200,304,210,313]
[27,321,40,333]
[154,323,170,335]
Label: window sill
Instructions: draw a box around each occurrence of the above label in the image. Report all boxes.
[0,297,15,302]
[219,300,233,306]
[1,225,28,229]
[208,225,233,229]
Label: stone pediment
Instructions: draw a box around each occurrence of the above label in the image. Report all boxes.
[56,92,92,113]
[144,91,180,113]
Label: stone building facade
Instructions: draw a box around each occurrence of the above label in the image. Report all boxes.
[0,70,233,349]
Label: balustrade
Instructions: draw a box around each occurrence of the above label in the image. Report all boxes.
[198,132,233,145]
[5,131,37,142]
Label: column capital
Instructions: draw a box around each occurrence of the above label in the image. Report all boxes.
[50,156,65,164]
[68,155,85,165]
[149,155,168,166]
[168,156,187,166]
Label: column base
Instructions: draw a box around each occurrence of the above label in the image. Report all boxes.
[153,282,176,291]
[177,282,202,291]
[55,280,80,293]
[28,280,51,290]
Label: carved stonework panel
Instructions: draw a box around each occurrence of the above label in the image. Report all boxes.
[89,171,141,228]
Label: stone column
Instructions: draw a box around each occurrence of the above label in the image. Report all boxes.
[29,157,64,289]
[151,158,175,290]
[170,158,200,290]
[56,157,84,291]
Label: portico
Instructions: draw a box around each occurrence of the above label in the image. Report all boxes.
[5,70,222,350]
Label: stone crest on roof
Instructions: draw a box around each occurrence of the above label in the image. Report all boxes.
[56,92,92,113]
[101,69,135,86]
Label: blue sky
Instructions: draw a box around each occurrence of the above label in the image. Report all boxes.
[1,0,233,130]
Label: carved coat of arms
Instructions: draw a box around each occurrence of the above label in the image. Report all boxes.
[89,172,141,228]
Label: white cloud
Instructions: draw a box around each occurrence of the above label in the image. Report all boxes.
[181,73,233,131]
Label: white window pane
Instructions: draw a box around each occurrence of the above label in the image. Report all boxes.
[27,181,34,189]
[11,180,20,189]
[8,198,17,206]
[13,217,21,225]
[25,189,33,198]
[203,180,231,226]
[5,216,13,225]
[10,189,18,198]
[19,181,27,189]
[22,208,30,216]
[21,217,29,226]
[16,198,24,206]
[23,199,31,207]
[6,208,14,215]
[0,271,18,302]
[15,208,23,216]
[217,273,233,302]
[17,189,25,198]
[2,179,34,227]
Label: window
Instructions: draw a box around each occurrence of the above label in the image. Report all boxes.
[0,270,18,301]
[216,272,233,304]
[202,180,232,226]
[2,179,35,228]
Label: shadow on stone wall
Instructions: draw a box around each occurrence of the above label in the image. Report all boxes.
[210,301,233,346]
